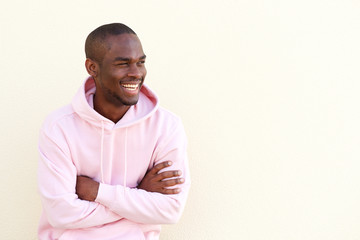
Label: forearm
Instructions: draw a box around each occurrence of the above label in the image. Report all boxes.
[75,164,189,225]
[39,163,122,229]
[38,131,122,229]
[95,181,190,224]
[88,119,190,225]
[40,194,121,229]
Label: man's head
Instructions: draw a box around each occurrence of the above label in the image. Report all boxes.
[85,23,147,110]
[85,23,136,64]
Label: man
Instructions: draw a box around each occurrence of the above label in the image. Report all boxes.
[37,23,190,240]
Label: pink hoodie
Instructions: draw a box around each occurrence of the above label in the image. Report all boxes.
[37,77,190,240]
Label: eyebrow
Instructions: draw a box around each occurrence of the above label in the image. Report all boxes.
[114,55,146,62]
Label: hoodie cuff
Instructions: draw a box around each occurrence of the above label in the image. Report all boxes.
[95,183,124,208]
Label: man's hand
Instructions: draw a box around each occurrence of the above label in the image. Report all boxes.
[76,161,183,201]
[138,161,184,194]
[76,176,99,201]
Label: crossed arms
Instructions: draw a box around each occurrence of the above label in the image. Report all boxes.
[38,122,190,229]
[76,161,184,201]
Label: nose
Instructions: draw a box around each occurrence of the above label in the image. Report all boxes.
[127,64,142,79]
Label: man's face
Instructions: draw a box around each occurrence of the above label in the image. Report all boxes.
[95,34,147,107]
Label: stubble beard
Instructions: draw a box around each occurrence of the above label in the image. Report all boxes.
[102,83,139,107]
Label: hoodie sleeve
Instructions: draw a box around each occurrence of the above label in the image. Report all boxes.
[95,119,191,224]
[38,127,122,229]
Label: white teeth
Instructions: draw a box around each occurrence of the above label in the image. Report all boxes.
[121,83,139,90]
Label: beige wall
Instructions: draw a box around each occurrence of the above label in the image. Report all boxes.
[1,0,360,239]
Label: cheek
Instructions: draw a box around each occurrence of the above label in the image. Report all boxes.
[142,68,147,78]
[103,69,125,82]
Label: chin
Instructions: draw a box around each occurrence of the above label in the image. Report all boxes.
[122,98,139,106]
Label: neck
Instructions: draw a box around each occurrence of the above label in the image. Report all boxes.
[93,94,130,123]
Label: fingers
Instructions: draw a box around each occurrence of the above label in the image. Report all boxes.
[149,161,173,175]
[140,161,185,195]
[162,187,182,195]
[154,170,182,181]
[161,177,185,187]
[158,177,185,195]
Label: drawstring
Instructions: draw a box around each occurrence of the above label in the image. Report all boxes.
[108,130,115,181]
[100,122,127,190]
[100,121,115,183]
[100,121,105,183]
[123,128,128,191]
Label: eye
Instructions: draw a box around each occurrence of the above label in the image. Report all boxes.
[115,62,128,66]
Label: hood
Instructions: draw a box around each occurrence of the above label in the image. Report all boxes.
[72,77,159,130]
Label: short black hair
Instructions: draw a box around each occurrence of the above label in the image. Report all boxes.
[85,23,136,63]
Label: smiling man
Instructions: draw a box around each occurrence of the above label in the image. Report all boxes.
[37,23,190,240]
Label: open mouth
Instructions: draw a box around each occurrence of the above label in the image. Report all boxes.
[120,83,140,91]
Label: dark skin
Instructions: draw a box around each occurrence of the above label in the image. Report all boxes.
[76,34,183,201]
[85,34,147,122]
[76,161,185,201]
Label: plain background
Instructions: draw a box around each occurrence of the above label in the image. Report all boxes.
[1,0,360,239]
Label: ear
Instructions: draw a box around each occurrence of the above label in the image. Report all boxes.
[85,58,99,78]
